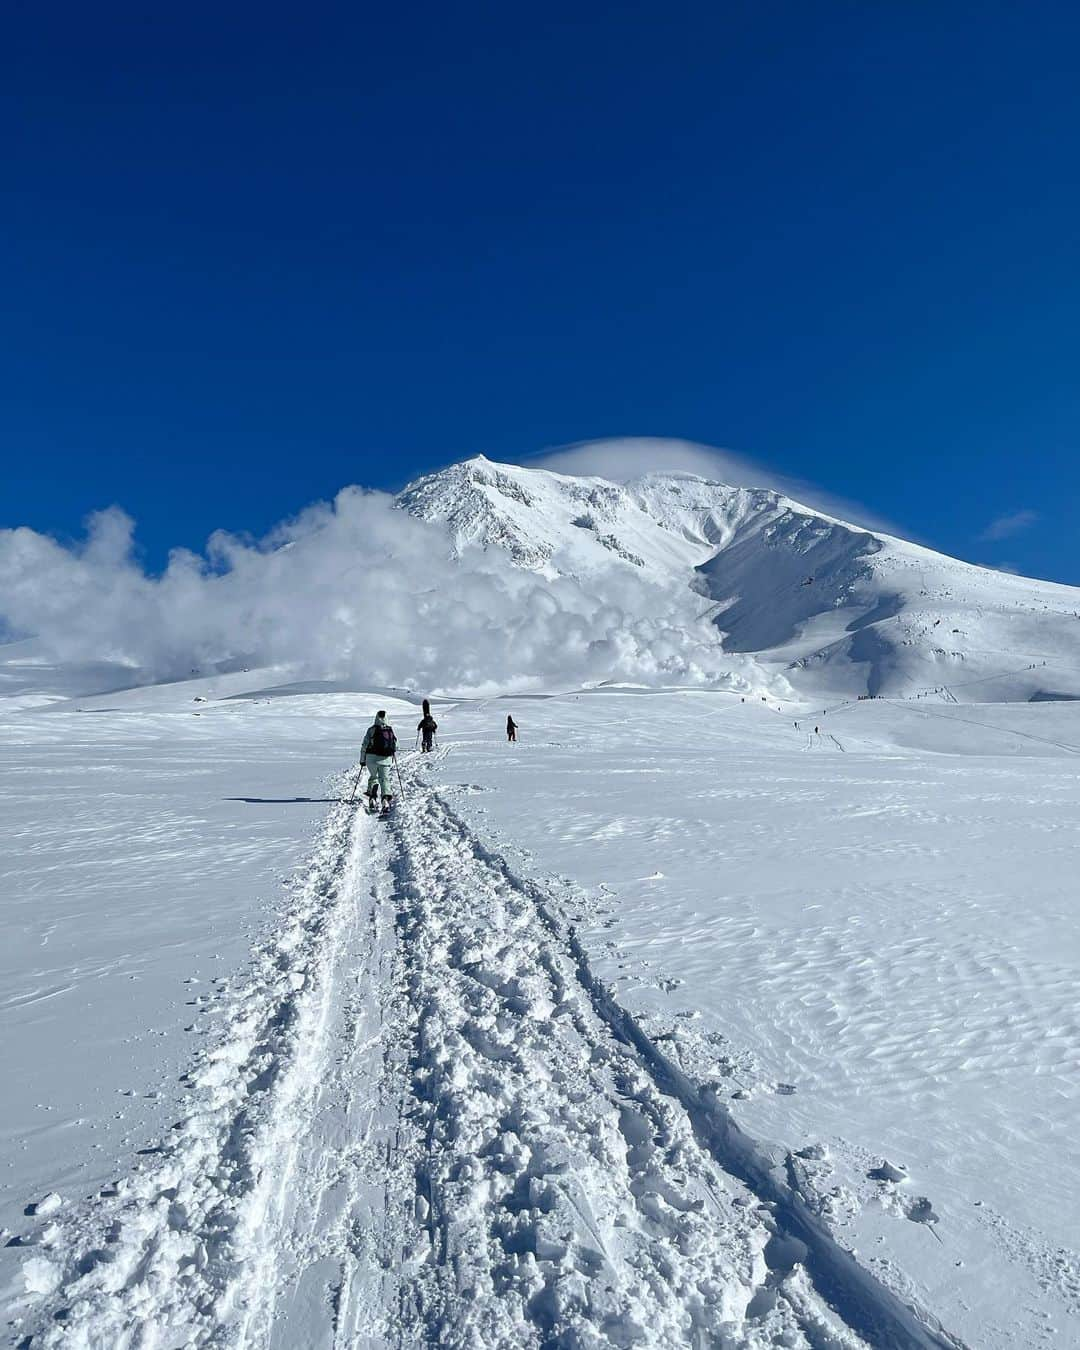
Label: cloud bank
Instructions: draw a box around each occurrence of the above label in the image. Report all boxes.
[978,508,1039,543]
[0,488,755,696]
[525,437,902,535]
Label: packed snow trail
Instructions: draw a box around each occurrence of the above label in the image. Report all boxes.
[392,789,812,1348]
[11,790,409,1350]
[387,770,963,1350]
[15,756,965,1349]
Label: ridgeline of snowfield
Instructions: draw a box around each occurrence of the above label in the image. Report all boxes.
[399,457,1080,703]
[1,458,1079,1348]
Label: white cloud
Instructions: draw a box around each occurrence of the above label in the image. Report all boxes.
[0,488,756,696]
[529,438,746,484]
[520,437,902,535]
[978,509,1039,543]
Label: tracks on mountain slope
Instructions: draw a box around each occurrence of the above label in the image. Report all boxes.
[13,760,966,1350]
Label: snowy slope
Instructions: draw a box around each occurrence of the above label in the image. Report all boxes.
[3,462,1080,1346]
[3,671,1080,1347]
[441,691,1080,1349]
[398,457,1080,703]
[3,457,1074,704]
[397,455,761,580]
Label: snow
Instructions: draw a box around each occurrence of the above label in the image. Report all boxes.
[7,456,1079,702]
[438,690,1080,1348]
[3,455,1080,1346]
[400,458,1080,702]
[0,672,412,1334]
[3,658,1079,1347]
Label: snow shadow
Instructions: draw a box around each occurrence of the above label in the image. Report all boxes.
[223,796,343,805]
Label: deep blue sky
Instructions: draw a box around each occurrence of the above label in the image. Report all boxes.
[3,2,1077,581]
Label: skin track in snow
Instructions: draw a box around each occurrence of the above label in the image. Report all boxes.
[388,773,964,1350]
[11,793,417,1350]
[13,752,963,1349]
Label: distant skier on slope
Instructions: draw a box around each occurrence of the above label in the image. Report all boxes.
[506,714,518,743]
[361,710,398,812]
[417,698,438,753]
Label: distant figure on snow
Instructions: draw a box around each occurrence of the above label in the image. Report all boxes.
[506,714,518,743]
[418,698,438,753]
[361,710,397,812]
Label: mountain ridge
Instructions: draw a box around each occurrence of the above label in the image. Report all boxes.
[398,457,1080,702]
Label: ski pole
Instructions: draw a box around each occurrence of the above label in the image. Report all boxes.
[348,759,366,804]
[394,754,407,802]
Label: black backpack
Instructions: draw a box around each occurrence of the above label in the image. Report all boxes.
[369,723,397,756]
[421,715,437,732]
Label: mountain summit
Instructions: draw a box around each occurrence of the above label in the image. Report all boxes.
[399,457,1080,702]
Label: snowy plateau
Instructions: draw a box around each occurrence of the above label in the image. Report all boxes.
[2,455,1080,1349]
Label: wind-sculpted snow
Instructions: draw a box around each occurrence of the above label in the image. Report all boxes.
[5,681,1079,1347]
[13,749,969,1349]
[394,781,962,1350]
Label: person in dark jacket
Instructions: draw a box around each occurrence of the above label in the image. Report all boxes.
[418,698,438,753]
[506,714,518,743]
[360,711,397,811]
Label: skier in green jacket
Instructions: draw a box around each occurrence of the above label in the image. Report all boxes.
[361,711,397,812]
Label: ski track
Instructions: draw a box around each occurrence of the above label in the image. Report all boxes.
[12,755,967,1350]
[8,789,398,1350]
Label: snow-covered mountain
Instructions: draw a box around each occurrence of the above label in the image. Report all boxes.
[6,463,1080,1349]
[399,456,1080,702]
